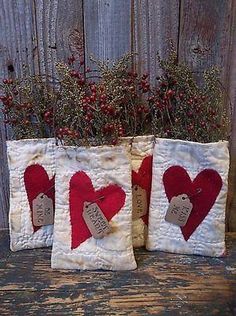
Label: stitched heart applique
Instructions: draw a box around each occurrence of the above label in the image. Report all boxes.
[163,166,222,241]
[132,155,153,225]
[69,171,126,249]
[24,164,55,233]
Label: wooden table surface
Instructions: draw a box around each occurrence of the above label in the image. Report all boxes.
[0,231,235,316]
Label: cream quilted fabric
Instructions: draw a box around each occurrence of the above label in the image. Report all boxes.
[7,138,56,251]
[122,136,154,247]
[147,138,229,257]
[51,145,137,270]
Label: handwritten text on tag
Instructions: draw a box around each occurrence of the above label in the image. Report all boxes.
[83,201,111,239]
[132,185,148,220]
[32,193,54,226]
[165,194,193,227]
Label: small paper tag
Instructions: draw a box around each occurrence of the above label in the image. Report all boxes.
[83,202,111,239]
[32,194,54,226]
[165,194,193,227]
[132,185,148,220]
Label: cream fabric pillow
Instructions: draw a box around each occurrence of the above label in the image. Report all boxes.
[147,138,229,257]
[7,138,55,251]
[51,145,137,270]
[122,136,154,247]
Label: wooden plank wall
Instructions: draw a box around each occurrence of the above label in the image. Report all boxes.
[0,0,235,230]
[228,1,236,231]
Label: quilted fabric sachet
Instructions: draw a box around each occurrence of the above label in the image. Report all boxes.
[122,135,154,247]
[146,138,229,257]
[7,138,56,251]
[51,145,137,270]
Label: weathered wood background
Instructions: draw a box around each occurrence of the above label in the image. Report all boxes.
[0,0,236,230]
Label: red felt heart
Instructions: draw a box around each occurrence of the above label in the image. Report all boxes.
[163,166,222,241]
[24,164,55,233]
[69,171,126,249]
[132,155,153,225]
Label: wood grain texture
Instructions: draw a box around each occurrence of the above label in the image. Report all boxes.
[228,1,236,232]
[0,0,37,78]
[83,0,131,70]
[178,0,233,83]
[178,0,236,231]
[0,0,37,229]
[133,0,180,83]
[33,0,84,78]
[0,0,84,228]
[0,231,235,315]
[55,0,84,64]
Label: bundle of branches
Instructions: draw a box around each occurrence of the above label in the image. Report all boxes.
[0,46,230,145]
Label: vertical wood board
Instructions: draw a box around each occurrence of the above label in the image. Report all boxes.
[133,0,180,84]
[84,0,131,70]
[178,0,233,83]
[0,0,84,228]
[228,1,236,231]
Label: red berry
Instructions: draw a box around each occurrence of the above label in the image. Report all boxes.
[112,139,118,145]
[44,111,51,118]
[166,89,175,97]
[161,82,167,87]
[100,103,107,112]
[100,94,107,102]
[70,70,76,77]
[91,85,96,93]
[87,111,93,118]
[90,94,96,102]
[142,73,149,79]
[109,123,114,131]
[179,93,184,100]
[200,122,206,128]
[148,96,154,102]
[107,105,114,115]
[68,55,75,65]
[77,78,85,86]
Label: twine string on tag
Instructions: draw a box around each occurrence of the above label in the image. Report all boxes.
[86,196,105,207]
[129,136,135,154]
[187,188,202,200]
[39,184,55,198]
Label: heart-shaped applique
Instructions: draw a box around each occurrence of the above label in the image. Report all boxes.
[69,171,126,249]
[132,155,153,225]
[163,166,222,241]
[24,164,55,233]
